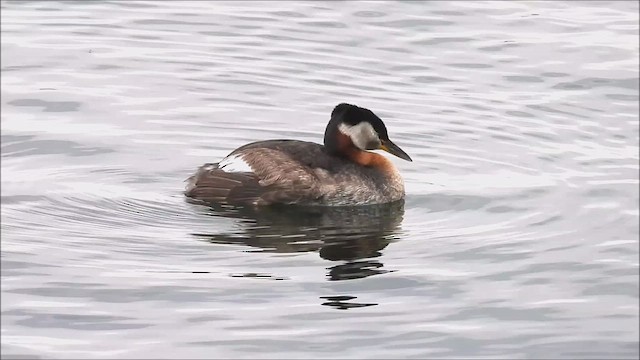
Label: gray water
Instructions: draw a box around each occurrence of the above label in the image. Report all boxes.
[1,1,638,359]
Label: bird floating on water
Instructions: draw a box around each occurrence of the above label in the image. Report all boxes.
[185,103,412,206]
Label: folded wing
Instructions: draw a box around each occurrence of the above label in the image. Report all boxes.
[184,144,324,206]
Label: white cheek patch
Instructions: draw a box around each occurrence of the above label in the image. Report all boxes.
[218,154,253,173]
[338,122,378,150]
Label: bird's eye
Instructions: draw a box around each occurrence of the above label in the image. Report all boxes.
[366,139,381,150]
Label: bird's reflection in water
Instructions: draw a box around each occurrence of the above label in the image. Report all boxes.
[191,200,405,283]
[320,295,377,310]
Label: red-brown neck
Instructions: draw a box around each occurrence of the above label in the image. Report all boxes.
[334,133,392,171]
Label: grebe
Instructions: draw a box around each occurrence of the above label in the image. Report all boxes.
[184,103,412,206]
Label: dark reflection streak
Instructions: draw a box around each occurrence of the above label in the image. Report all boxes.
[320,295,378,310]
[327,260,395,281]
[189,200,406,283]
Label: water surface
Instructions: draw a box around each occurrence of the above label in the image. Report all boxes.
[1,1,639,359]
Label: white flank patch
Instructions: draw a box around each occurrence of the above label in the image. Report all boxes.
[218,154,253,173]
[338,122,378,150]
